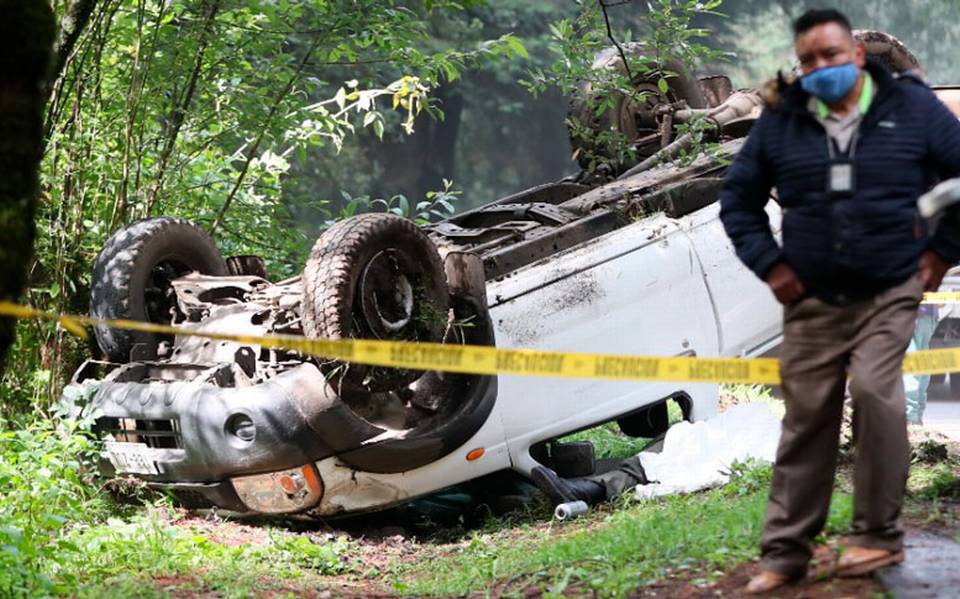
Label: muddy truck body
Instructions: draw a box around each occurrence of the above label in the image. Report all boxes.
[63,33,960,516]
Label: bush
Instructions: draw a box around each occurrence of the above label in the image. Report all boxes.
[722,459,773,497]
[0,417,109,596]
[909,462,960,500]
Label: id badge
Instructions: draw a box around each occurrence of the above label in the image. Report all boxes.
[828,159,855,197]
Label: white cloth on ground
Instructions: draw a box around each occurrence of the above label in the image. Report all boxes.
[632,402,782,500]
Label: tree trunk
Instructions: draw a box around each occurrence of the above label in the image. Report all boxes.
[421,86,463,197]
[0,2,56,370]
[374,85,464,204]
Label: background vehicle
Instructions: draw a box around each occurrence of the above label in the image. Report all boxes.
[64,32,954,517]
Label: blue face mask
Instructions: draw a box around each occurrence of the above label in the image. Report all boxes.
[800,62,860,104]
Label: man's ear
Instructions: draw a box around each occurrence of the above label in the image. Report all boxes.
[853,40,867,68]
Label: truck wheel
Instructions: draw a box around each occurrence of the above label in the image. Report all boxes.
[854,30,921,74]
[90,217,228,362]
[568,44,708,171]
[302,213,449,391]
[617,401,669,438]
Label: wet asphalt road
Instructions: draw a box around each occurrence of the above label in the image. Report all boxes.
[877,386,960,597]
[923,384,960,441]
[923,399,960,441]
[877,532,960,599]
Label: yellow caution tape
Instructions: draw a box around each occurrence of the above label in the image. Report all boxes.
[0,300,958,385]
[922,291,960,304]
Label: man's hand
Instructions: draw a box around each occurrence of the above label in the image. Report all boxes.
[765,262,806,304]
[920,249,951,292]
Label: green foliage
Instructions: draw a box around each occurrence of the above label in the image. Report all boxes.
[642,0,726,71]
[521,0,727,173]
[721,458,773,497]
[563,421,651,460]
[3,0,524,411]
[671,112,732,167]
[394,462,852,597]
[0,412,351,596]
[562,400,685,460]
[342,178,462,226]
[58,510,350,595]
[0,416,109,596]
[908,461,960,500]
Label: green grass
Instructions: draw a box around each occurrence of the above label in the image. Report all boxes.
[0,417,113,596]
[720,384,785,418]
[391,463,853,598]
[0,416,350,597]
[0,388,848,598]
[908,459,960,500]
[561,399,686,460]
[59,507,350,597]
[561,422,652,460]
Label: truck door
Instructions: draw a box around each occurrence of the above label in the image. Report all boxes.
[486,212,720,462]
[678,191,783,357]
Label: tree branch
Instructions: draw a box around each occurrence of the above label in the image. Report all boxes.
[599,0,633,83]
[141,0,221,219]
[51,0,99,87]
[209,33,326,233]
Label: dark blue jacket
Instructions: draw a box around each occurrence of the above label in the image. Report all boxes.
[720,62,960,303]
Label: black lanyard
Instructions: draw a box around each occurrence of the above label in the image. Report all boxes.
[826,129,858,198]
[826,128,859,159]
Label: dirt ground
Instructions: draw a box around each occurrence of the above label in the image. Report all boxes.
[149,421,959,598]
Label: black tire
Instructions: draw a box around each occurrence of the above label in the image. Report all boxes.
[90,217,228,362]
[302,213,449,391]
[854,30,921,74]
[617,401,669,438]
[568,45,707,171]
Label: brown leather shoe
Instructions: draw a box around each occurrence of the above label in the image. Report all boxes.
[837,546,905,577]
[744,571,791,594]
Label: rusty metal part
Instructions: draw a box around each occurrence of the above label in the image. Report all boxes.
[566,43,710,168]
[658,110,674,148]
[443,251,487,306]
[360,250,415,338]
[720,116,758,140]
[564,137,744,215]
[618,91,763,180]
[226,255,268,279]
[480,211,620,280]
[171,272,270,322]
[854,30,923,77]
[698,75,733,107]
[171,304,269,368]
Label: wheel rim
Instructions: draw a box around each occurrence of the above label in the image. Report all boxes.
[143,259,191,324]
[359,250,416,339]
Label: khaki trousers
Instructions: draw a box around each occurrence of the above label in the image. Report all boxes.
[761,274,922,577]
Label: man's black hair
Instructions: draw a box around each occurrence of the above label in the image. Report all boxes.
[793,8,853,37]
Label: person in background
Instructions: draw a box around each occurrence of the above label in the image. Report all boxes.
[905,304,940,424]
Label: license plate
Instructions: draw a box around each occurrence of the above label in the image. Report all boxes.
[104,441,160,475]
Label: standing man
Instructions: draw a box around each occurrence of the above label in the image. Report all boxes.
[905,304,939,424]
[720,8,960,594]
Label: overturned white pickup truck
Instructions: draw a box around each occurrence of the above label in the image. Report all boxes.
[65,33,955,517]
[72,142,781,517]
